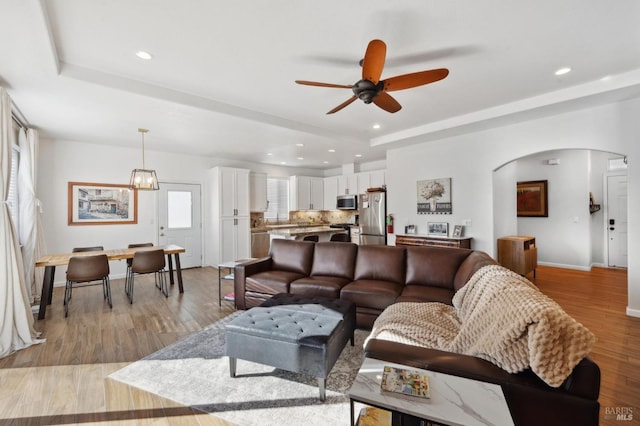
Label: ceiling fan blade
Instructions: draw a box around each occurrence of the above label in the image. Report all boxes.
[295,80,353,89]
[362,39,386,84]
[383,68,449,92]
[327,96,358,114]
[373,92,402,113]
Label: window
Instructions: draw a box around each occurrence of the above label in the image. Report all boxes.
[167,190,192,228]
[265,177,289,220]
[7,146,19,232]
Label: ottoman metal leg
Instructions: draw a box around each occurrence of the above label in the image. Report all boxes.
[229,357,237,377]
[318,377,326,401]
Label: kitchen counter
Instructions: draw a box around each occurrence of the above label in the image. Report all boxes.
[251,222,330,233]
[268,225,344,238]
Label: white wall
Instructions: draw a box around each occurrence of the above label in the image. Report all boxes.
[37,138,303,284]
[386,98,640,315]
[516,150,590,269]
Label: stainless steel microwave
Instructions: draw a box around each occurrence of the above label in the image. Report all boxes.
[336,194,358,210]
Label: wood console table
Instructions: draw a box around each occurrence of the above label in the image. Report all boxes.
[35,244,185,319]
[395,234,472,249]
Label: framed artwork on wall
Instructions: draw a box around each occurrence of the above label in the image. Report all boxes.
[452,225,464,237]
[517,180,548,217]
[68,182,138,225]
[417,177,452,214]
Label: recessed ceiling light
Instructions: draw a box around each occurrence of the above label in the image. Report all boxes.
[328,149,336,153]
[136,50,153,60]
[296,143,304,147]
[323,161,329,164]
[280,161,286,165]
[372,124,381,129]
[267,153,273,156]
[355,154,362,158]
[555,67,571,76]
[297,157,304,160]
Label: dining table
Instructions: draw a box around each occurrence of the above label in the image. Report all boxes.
[35,244,186,320]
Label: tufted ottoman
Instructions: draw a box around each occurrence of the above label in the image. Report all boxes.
[225,293,356,400]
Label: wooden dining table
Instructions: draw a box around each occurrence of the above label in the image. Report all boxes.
[35,244,186,320]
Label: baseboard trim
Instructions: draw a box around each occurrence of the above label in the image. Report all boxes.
[626,307,640,318]
[537,261,591,271]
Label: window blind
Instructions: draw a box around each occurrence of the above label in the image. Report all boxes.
[265,177,289,220]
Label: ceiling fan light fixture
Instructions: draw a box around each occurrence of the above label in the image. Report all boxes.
[129,128,159,190]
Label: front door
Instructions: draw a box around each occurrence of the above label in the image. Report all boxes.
[607,174,627,268]
[158,182,202,269]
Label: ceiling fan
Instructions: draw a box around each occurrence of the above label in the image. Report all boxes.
[295,39,449,114]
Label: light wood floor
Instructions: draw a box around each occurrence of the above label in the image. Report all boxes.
[0,265,637,425]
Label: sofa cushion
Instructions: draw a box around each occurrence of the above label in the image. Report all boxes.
[354,245,406,284]
[245,270,306,294]
[290,276,351,298]
[341,279,404,310]
[405,246,471,289]
[310,242,357,279]
[396,285,455,305]
[270,239,315,275]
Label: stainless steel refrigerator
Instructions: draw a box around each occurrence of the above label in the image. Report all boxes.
[358,191,387,245]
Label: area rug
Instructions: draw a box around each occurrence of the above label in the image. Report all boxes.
[109,312,368,426]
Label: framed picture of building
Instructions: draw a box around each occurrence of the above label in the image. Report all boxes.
[427,222,449,237]
[68,182,137,225]
[517,180,548,217]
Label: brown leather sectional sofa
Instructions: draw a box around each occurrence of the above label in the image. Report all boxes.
[233,238,601,426]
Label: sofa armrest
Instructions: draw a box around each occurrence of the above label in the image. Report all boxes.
[234,257,273,310]
[364,338,600,426]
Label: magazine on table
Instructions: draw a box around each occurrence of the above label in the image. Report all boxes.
[380,365,430,399]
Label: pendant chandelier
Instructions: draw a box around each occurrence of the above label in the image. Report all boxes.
[129,128,159,190]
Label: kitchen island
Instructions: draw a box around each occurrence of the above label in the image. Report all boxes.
[268,225,347,241]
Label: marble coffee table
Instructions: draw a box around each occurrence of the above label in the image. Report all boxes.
[349,357,514,426]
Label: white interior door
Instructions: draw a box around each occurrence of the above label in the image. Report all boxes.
[158,182,202,268]
[607,174,628,267]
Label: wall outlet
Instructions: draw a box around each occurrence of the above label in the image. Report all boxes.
[462,219,472,227]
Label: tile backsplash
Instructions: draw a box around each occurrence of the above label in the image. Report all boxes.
[252,210,358,227]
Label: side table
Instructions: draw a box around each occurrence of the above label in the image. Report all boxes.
[349,358,514,426]
[217,258,255,306]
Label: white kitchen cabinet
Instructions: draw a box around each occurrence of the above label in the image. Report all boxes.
[337,174,357,195]
[207,167,251,266]
[323,176,339,210]
[220,167,250,216]
[369,170,386,188]
[221,216,251,263]
[250,172,268,212]
[290,176,324,210]
[357,170,386,194]
[357,172,370,194]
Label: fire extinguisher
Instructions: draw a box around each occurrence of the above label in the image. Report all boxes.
[386,214,394,234]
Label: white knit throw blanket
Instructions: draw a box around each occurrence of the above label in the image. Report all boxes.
[366,265,596,387]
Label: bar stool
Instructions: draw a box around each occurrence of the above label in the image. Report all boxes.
[330,233,350,242]
[126,249,167,303]
[64,254,111,317]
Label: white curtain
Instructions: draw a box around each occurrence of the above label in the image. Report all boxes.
[0,87,43,358]
[18,128,45,303]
